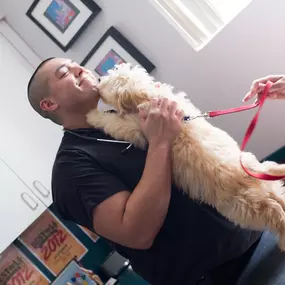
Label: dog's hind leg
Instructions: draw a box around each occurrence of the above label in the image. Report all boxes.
[261,160,285,177]
[242,152,285,178]
[216,186,285,251]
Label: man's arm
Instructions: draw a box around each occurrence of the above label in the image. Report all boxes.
[93,98,183,249]
[93,142,172,249]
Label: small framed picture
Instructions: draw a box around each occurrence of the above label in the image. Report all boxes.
[81,26,155,77]
[26,0,101,51]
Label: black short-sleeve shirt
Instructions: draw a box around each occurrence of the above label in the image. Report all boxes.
[52,128,261,285]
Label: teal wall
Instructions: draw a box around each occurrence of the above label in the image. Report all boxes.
[263,145,285,163]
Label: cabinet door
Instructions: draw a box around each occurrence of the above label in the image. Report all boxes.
[0,32,63,207]
[0,158,46,254]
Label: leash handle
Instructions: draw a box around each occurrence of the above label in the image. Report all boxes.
[201,81,284,180]
[239,81,285,180]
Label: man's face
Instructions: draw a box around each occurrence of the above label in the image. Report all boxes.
[40,58,100,116]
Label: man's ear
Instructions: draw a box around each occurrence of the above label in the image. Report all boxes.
[40,98,58,112]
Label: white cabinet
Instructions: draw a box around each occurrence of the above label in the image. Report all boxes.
[0,25,63,207]
[0,157,46,254]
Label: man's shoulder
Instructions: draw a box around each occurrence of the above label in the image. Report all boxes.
[53,128,105,163]
[51,130,100,219]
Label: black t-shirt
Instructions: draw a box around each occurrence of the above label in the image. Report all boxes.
[52,128,261,285]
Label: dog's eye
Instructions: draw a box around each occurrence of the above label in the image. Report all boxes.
[98,77,101,83]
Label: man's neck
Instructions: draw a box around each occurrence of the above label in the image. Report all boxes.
[62,115,93,130]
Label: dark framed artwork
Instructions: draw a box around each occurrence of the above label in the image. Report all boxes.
[26,0,101,51]
[81,26,156,77]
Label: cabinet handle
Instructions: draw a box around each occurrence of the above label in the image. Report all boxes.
[21,192,38,211]
[33,180,50,197]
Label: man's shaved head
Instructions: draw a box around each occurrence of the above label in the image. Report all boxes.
[27,57,61,124]
[27,57,100,129]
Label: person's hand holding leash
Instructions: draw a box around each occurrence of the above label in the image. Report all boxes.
[139,98,184,148]
[243,75,285,102]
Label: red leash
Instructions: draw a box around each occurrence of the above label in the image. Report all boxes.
[239,81,285,180]
[196,81,284,181]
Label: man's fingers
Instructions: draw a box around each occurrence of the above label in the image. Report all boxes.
[169,101,178,116]
[138,107,148,122]
[159,98,169,113]
[176,109,184,120]
[150,98,159,110]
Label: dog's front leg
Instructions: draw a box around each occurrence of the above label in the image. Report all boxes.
[86,109,147,149]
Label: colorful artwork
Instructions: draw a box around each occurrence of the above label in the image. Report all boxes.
[44,0,80,33]
[67,272,95,285]
[18,209,88,276]
[95,49,126,76]
[52,260,102,285]
[0,244,50,285]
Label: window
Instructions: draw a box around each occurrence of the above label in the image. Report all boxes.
[150,0,252,51]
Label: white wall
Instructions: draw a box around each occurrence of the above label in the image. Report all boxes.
[2,0,285,159]
[0,1,6,20]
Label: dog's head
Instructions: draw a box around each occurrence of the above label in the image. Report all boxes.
[97,63,156,114]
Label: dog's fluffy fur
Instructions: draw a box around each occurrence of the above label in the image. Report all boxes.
[86,63,285,250]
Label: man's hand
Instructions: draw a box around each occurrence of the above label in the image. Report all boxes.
[139,98,184,148]
[243,75,285,102]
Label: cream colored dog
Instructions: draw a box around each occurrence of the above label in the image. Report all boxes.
[87,63,285,250]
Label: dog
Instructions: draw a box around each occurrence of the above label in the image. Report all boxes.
[86,63,285,250]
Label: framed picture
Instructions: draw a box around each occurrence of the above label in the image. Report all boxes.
[18,209,88,276]
[51,258,102,284]
[81,26,155,77]
[0,245,50,285]
[26,0,101,51]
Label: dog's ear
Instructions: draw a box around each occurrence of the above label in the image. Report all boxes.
[117,88,150,114]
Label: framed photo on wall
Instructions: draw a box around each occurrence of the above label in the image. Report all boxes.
[81,26,155,77]
[26,0,101,51]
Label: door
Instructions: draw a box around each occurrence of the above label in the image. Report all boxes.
[0,28,63,207]
[0,157,46,254]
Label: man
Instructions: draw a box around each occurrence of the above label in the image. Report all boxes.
[27,57,261,285]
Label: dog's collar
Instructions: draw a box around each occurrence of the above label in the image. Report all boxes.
[104,109,117,114]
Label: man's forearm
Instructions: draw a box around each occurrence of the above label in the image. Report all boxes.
[123,142,172,248]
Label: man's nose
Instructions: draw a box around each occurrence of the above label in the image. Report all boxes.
[70,64,84,77]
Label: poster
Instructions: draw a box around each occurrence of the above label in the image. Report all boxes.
[0,244,50,285]
[78,225,99,243]
[18,209,88,276]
